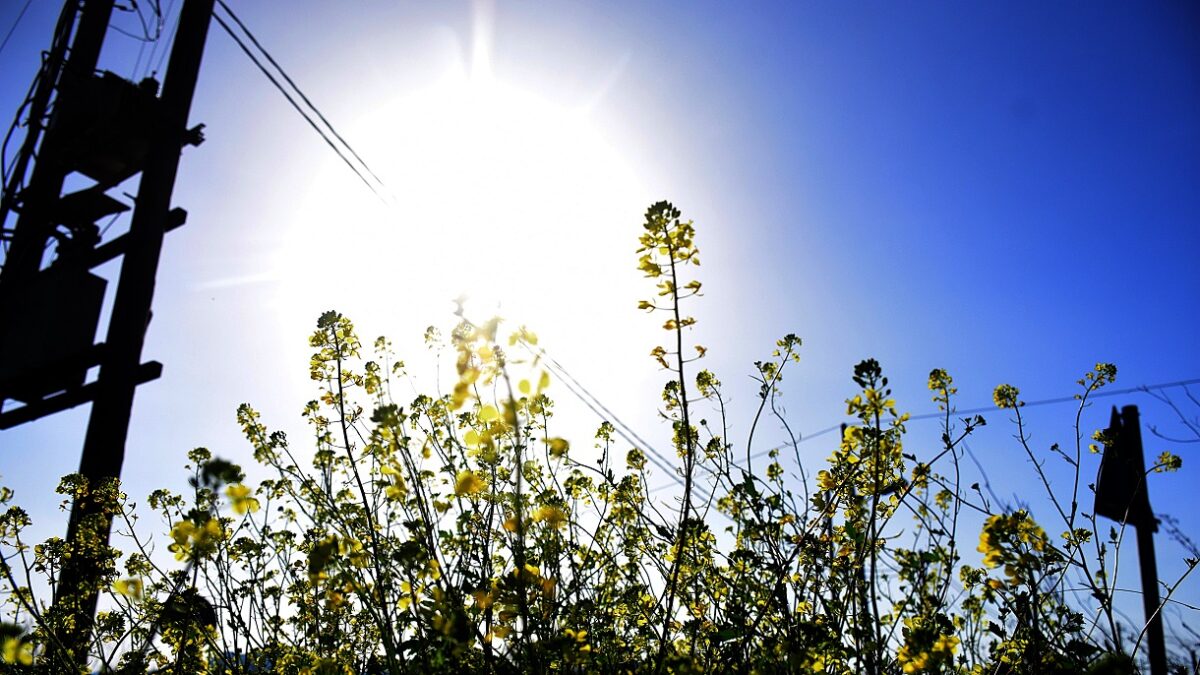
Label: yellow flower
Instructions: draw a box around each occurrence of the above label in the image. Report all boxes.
[451,381,471,410]
[977,510,1047,574]
[767,461,783,480]
[169,520,196,560]
[532,505,568,529]
[472,589,495,610]
[564,627,590,652]
[201,517,223,542]
[508,326,538,347]
[425,558,442,581]
[455,470,487,496]
[897,644,929,673]
[993,383,1020,409]
[398,581,419,610]
[977,526,1004,568]
[1,637,32,666]
[381,463,407,500]
[168,518,224,561]
[113,577,144,601]
[626,448,647,470]
[932,634,959,657]
[1154,451,1183,473]
[927,368,952,392]
[545,437,569,459]
[170,520,195,546]
[513,563,540,580]
[226,483,260,515]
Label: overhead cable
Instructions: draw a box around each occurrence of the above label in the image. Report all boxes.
[215,0,387,192]
[212,5,389,204]
[0,0,34,59]
[648,376,1200,493]
[903,377,1200,423]
[144,0,179,79]
[520,340,684,485]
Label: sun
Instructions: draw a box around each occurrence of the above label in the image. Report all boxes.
[271,50,653,377]
[263,3,667,439]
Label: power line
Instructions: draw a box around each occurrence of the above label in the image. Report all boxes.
[521,340,684,486]
[145,0,179,79]
[647,377,1200,493]
[215,0,387,192]
[124,0,166,99]
[513,339,754,525]
[905,377,1200,422]
[745,377,1200,467]
[211,4,390,204]
[647,424,842,495]
[449,316,682,485]
[0,0,34,59]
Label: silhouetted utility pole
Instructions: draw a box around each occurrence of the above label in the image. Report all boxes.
[0,0,214,669]
[1094,405,1167,675]
[0,2,78,240]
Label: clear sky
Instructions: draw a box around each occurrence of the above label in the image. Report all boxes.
[2,0,1198,644]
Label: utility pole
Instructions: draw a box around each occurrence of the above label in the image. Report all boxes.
[0,1,79,239]
[0,1,111,290]
[0,0,215,669]
[1094,405,1168,675]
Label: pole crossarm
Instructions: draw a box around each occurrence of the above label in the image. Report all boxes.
[0,361,162,430]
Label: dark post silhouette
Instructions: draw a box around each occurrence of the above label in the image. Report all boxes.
[1094,405,1167,675]
[0,2,79,238]
[0,0,213,668]
[0,1,112,291]
[54,0,215,667]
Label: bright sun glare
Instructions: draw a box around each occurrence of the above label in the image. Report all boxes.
[275,45,650,357]
[256,6,669,464]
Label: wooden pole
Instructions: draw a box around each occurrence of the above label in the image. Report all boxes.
[0,0,111,291]
[50,0,215,668]
[1120,406,1167,675]
[1095,405,1167,675]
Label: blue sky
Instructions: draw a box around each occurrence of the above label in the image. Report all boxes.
[2,0,1198,646]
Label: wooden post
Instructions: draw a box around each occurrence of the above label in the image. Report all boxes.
[1094,405,1167,675]
[0,0,112,291]
[48,0,215,668]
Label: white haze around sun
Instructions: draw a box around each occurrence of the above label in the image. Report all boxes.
[264,58,667,460]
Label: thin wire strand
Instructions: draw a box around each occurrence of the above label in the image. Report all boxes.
[126,0,163,82]
[905,378,1200,422]
[109,24,157,43]
[519,340,684,485]
[648,378,1200,493]
[138,0,176,80]
[212,12,387,204]
[149,0,180,78]
[1,70,39,191]
[0,0,34,60]
[215,0,388,192]
[537,353,682,484]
